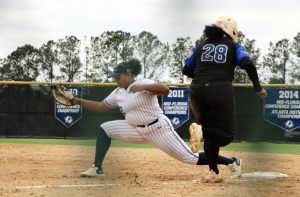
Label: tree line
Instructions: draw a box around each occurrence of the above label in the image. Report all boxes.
[0,30,299,84]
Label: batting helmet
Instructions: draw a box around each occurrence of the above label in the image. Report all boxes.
[215,16,238,42]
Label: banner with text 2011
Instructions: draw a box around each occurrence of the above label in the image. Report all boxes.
[162,87,190,129]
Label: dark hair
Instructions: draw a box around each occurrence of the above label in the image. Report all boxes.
[203,25,225,41]
[113,58,142,77]
[125,58,142,77]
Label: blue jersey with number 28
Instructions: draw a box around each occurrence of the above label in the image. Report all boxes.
[184,38,250,83]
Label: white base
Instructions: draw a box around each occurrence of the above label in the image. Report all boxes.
[241,172,288,179]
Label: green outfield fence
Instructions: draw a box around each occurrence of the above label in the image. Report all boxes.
[0,81,299,141]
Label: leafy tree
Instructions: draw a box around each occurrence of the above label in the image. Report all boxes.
[272,39,291,83]
[134,31,169,80]
[88,36,111,82]
[0,58,8,80]
[88,31,135,82]
[290,33,300,82]
[103,31,135,65]
[169,37,193,83]
[39,40,57,82]
[234,31,261,83]
[0,44,40,81]
[81,36,92,82]
[56,36,82,82]
[260,42,277,83]
[261,39,291,84]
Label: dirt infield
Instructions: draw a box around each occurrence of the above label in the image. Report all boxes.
[1,143,300,197]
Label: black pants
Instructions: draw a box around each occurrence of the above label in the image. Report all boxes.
[189,81,235,173]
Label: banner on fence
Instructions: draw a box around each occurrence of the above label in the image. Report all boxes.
[161,87,190,129]
[264,88,300,131]
[54,86,82,128]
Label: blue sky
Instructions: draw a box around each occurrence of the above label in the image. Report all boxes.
[1,0,299,58]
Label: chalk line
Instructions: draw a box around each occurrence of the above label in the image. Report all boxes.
[16,183,121,189]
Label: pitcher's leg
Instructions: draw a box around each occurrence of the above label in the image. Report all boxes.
[101,120,146,144]
[80,126,111,177]
[94,127,111,168]
[142,117,199,165]
[80,120,146,177]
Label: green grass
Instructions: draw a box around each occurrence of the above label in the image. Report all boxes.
[221,141,300,155]
[1,138,300,154]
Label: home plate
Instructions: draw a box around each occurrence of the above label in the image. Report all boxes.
[241,172,288,179]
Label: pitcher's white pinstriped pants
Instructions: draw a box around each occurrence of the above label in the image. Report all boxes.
[101,115,199,165]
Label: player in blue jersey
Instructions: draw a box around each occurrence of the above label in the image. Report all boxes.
[183,16,267,182]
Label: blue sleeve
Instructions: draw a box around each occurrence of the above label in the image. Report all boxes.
[236,44,250,66]
[184,47,198,69]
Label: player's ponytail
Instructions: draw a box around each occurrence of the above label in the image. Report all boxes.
[127,58,142,77]
[204,25,225,41]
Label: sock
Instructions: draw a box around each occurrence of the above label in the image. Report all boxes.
[197,152,235,165]
[94,127,111,169]
[217,155,235,165]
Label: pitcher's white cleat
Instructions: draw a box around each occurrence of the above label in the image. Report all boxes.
[201,170,223,183]
[229,158,242,179]
[80,166,103,177]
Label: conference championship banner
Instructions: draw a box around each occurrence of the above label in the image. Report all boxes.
[54,86,82,128]
[264,88,300,131]
[162,87,190,129]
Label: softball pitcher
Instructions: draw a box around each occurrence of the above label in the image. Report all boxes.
[69,58,241,183]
